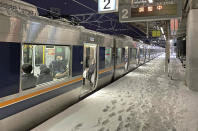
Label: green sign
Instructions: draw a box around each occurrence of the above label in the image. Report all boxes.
[56,47,63,53]
[152,30,161,37]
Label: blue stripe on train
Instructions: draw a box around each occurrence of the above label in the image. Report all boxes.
[0,80,82,120]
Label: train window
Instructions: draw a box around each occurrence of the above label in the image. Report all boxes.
[35,45,44,66]
[21,44,70,91]
[116,48,122,64]
[125,47,128,62]
[140,48,144,58]
[23,45,33,65]
[105,48,112,67]
[132,48,137,59]
[121,48,125,63]
[129,48,133,60]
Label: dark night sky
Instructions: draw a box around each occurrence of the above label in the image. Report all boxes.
[22,0,97,15]
[21,0,148,41]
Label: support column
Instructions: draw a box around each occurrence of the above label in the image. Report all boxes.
[186,9,198,91]
[165,23,170,75]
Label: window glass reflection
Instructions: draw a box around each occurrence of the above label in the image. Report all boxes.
[21,44,70,90]
[105,48,112,67]
[116,48,122,64]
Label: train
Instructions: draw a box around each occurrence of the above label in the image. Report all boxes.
[0,0,164,130]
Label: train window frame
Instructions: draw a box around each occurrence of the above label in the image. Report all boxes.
[105,47,112,68]
[116,48,122,64]
[22,45,33,65]
[20,43,71,91]
[132,48,137,59]
[140,48,144,58]
[121,48,125,63]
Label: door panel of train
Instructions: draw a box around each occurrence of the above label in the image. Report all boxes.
[82,43,97,95]
[124,47,129,71]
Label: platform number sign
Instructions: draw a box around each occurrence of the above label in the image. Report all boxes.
[98,0,118,13]
[121,9,129,19]
[119,6,131,22]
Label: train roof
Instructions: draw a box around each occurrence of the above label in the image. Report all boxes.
[0,0,38,16]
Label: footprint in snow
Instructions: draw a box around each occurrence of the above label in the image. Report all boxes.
[127,116,132,121]
[103,106,110,112]
[118,115,122,121]
[117,122,124,131]
[112,106,116,110]
[103,108,108,112]
[97,117,103,125]
[126,106,133,112]
[102,119,110,126]
[121,102,126,105]
[97,127,105,131]
[71,123,83,131]
[118,109,124,114]
[111,100,117,105]
[109,112,116,117]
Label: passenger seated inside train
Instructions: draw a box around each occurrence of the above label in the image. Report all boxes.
[21,64,37,90]
[49,56,69,79]
[37,64,53,85]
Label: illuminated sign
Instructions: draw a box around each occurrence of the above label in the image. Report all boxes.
[98,0,119,13]
[119,2,182,22]
[90,37,95,42]
[148,6,153,12]
[152,30,161,37]
[131,4,177,17]
[170,19,178,35]
[157,5,163,10]
[139,7,144,13]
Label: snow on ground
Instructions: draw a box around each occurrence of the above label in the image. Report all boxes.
[33,55,198,131]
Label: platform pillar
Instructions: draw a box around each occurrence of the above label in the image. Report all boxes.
[186,9,198,91]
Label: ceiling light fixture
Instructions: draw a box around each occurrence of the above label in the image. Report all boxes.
[148,0,153,3]
[160,27,164,35]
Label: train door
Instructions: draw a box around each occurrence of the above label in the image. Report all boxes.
[144,48,147,62]
[124,46,129,71]
[33,45,45,76]
[81,43,97,95]
[137,47,140,65]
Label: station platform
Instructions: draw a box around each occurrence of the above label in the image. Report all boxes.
[32,55,198,131]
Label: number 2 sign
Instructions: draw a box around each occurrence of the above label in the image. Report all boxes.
[98,0,119,13]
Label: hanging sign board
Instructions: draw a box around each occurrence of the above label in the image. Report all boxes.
[98,0,119,13]
[170,19,178,35]
[119,1,182,22]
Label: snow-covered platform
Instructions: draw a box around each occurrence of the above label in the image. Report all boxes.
[32,55,198,131]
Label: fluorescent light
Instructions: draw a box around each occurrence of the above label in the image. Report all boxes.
[148,0,153,3]
[160,27,164,35]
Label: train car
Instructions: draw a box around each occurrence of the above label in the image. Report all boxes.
[77,29,115,96]
[97,33,114,88]
[128,39,138,71]
[114,36,128,79]
[0,1,164,131]
[137,42,145,65]
[0,1,84,130]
